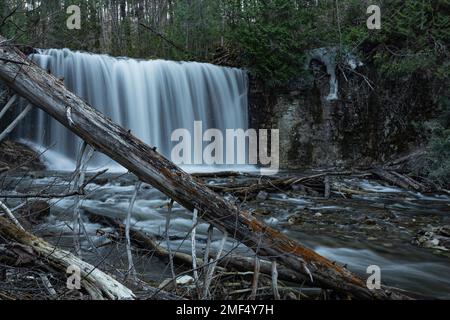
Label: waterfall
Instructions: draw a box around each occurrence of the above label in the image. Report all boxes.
[18,48,248,170]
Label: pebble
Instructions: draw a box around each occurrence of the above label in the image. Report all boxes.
[256,191,269,201]
[413,225,450,252]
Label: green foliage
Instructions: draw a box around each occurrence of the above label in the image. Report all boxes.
[0,0,448,88]
[224,0,317,87]
[418,98,450,187]
[165,0,224,60]
[373,0,450,79]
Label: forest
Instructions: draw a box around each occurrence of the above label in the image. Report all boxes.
[0,0,449,303]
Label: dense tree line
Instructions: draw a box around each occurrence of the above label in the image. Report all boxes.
[1,1,448,85]
[1,0,228,60]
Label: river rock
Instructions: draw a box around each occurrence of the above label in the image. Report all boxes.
[256,191,269,201]
[413,225,450,251]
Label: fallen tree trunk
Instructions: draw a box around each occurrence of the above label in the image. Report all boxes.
[0,216,134,300]
[88,211,206,269]
[0,38,409,299]
[207,171,371,198]
[88,212,305,284]
[371,168,425,192]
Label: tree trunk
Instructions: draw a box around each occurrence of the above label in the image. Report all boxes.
[371,168,425,192]
[0,216,135,300]
[0,38,410,299]
[87,211,308,284]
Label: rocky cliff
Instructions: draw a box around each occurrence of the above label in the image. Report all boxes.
[249,49,438,169]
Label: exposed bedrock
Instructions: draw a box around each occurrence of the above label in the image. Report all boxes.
[249,48,437,169]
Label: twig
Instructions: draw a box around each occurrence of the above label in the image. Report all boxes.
[0,167,9,174]
[250,257,260,300]
[125,181,141,283]
[0,169,108,199]
[324,176,331,199]
[271,261,281,300]
[203,224,214,276]
[0,94,18,121]
[203,231,227,299]
[335,0,343,54]
[72,144,94,257]
[0,103,32,143]
[0,57,29,65]
[165,199,177,289]
[0,200,24,230]
[191,208,199,296]
[0,4,20,29]
[72,142,88,192]
[139,23,191,57]
[40,274,57,296]
[79,216,103,258]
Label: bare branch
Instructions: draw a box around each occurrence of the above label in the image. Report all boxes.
[125,181,141,282]
[0,200,24,231]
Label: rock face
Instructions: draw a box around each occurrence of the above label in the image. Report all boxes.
[249,50,437,169]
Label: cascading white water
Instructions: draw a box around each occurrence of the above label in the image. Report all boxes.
[18,48,248,170]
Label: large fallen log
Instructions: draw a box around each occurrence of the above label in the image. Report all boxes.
[0,217,182,300]
[371,168,426,192]
[88,212,305,284]
[0,38,409,299]
[0,216,134,300]
[207,171,372,198]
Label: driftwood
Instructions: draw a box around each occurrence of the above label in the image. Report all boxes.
[0,216,181,300]
[371,168,426,192]
[193,171,266,179]
[88,211,206,268]
[88,210,324,287]
[0,103,32,143]
[165,200,177,285]
[0,216,135,300]
[0,200,24,230]
[0,290,14,300]
[0,169,108,199]
[125,181,141,282]
[207,171,371,198]
[384,150,426,170]
[250,257,260,300]
[0,37,411,299]
[0,94,17,121]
